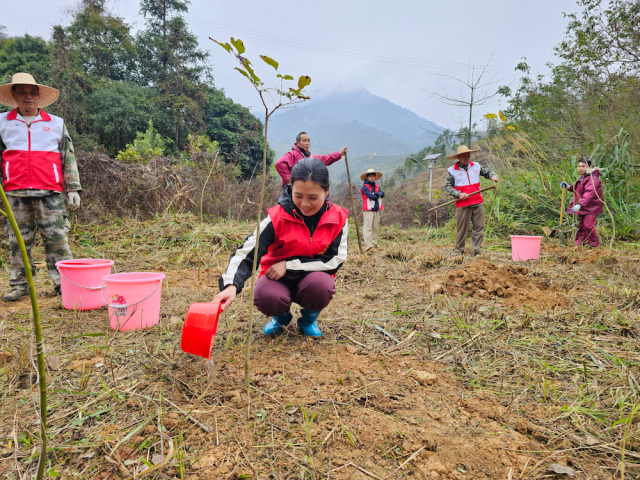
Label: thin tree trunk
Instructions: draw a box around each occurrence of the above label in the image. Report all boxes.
[244,107,269,385]
[468,88,474,146]
[0,186,47,480]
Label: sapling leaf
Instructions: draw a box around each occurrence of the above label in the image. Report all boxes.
[484,113,498,119]
[234,67,250,79]
[506,125,516,130]
[499,110,508,122]
[298,75,311,89]
[260,55,279,70]
[211,39,232,53]
[283,74,294,80]
[230,37,245,54]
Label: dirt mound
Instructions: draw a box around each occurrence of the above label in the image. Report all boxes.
[440,260,569,310]
[543,245,617,265]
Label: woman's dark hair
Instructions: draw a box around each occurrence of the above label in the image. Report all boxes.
[578,157,592,166]
[291,158,330,191]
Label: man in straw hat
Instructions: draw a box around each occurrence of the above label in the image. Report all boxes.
[0,73,82,301]
[360,168,385,251]
[444,145,498,256]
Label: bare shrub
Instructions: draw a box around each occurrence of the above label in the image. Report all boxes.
[75,152,282,223]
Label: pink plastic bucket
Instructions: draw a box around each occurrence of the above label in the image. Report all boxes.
[56,259,115,311]
[102,272,166,331]
[510,235,543,261]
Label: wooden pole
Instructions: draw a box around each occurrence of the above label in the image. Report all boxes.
[0,186,47,480]
[426,185,496,212]
[343,153,363,253]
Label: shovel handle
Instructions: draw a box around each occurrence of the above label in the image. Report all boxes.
[427,185,496,212]
[560,184,566,226]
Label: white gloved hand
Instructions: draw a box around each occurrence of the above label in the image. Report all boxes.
[68,191,81,211]
[571,204,581,213]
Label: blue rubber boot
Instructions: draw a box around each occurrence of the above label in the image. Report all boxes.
[263,311,292,337]
[297,309,322,338]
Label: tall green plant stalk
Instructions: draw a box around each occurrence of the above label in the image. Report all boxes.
[211,36,311,385]
[0,185,47,480]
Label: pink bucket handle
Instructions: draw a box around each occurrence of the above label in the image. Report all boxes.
[57,263,117,290]
[100,280,162,308]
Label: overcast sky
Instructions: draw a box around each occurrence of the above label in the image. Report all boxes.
[4,0,579,130]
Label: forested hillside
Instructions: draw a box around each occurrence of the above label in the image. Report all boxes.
[0,0,273,177]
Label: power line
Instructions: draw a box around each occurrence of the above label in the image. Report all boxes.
[119,7,517,75]
[181,17,518,75]
[187,18,516,74]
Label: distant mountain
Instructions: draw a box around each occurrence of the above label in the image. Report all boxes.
[257,88,443,161]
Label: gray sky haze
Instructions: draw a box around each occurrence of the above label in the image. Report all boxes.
[4,0,579,130]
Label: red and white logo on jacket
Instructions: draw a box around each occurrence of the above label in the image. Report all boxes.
[448,162,484,208]
[0,109,64,192]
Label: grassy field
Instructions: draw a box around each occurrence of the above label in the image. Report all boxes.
[1,214,640,479]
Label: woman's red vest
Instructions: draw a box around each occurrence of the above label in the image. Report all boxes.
[259,202,349,276]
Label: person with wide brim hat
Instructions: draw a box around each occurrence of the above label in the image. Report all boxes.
[443,145,498,257]
[446,145,480,160]
[360,168,385,250]
[0,73,83,302]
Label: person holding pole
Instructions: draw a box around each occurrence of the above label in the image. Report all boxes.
[275,131,347,187]
[560,158,602,247]
[444,146,498,256]
[360,168,385,251]
[213,159,348,338]
[0,73,82,301]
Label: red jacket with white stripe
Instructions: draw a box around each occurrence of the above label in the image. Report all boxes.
[447,162,484,208]
[219,186,349,293]
[0,109,66,192]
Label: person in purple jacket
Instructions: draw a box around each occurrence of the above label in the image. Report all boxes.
[560,158,603,247]
[275,132,347,187]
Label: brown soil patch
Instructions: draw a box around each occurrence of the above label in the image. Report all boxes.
[439,260,569,310]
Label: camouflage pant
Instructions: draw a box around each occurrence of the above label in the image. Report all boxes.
[3,193,72,287]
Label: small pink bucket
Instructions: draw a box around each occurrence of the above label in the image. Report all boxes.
[510,235,543,261]
[56,259,115,311]
[102,272,166,331]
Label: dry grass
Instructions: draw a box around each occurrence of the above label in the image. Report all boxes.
[1,214,640,479]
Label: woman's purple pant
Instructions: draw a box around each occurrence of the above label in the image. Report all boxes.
[253,272,336,316]
[576,214,599,247]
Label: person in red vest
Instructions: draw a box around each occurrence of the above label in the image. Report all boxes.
[444,146,498,256]
[213,158,348,338]
[0,73,82,302]
[275,131,347,187]
[360,168,385,251]
[560,158,603,247]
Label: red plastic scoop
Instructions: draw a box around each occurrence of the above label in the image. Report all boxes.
[180,303,222,359]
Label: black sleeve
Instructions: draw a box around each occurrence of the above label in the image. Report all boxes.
[218,215,276,293]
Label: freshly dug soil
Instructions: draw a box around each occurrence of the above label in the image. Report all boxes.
[439,260,569,310]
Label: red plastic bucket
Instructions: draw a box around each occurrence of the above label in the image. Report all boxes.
[181,303,222,359]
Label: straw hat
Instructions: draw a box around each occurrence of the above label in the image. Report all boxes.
[0,73,59,108]
[360,168,383,181]
[447,145,480,160]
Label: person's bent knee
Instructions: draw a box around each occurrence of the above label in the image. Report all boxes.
[297,272,336,311]
[253,278,292,316]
